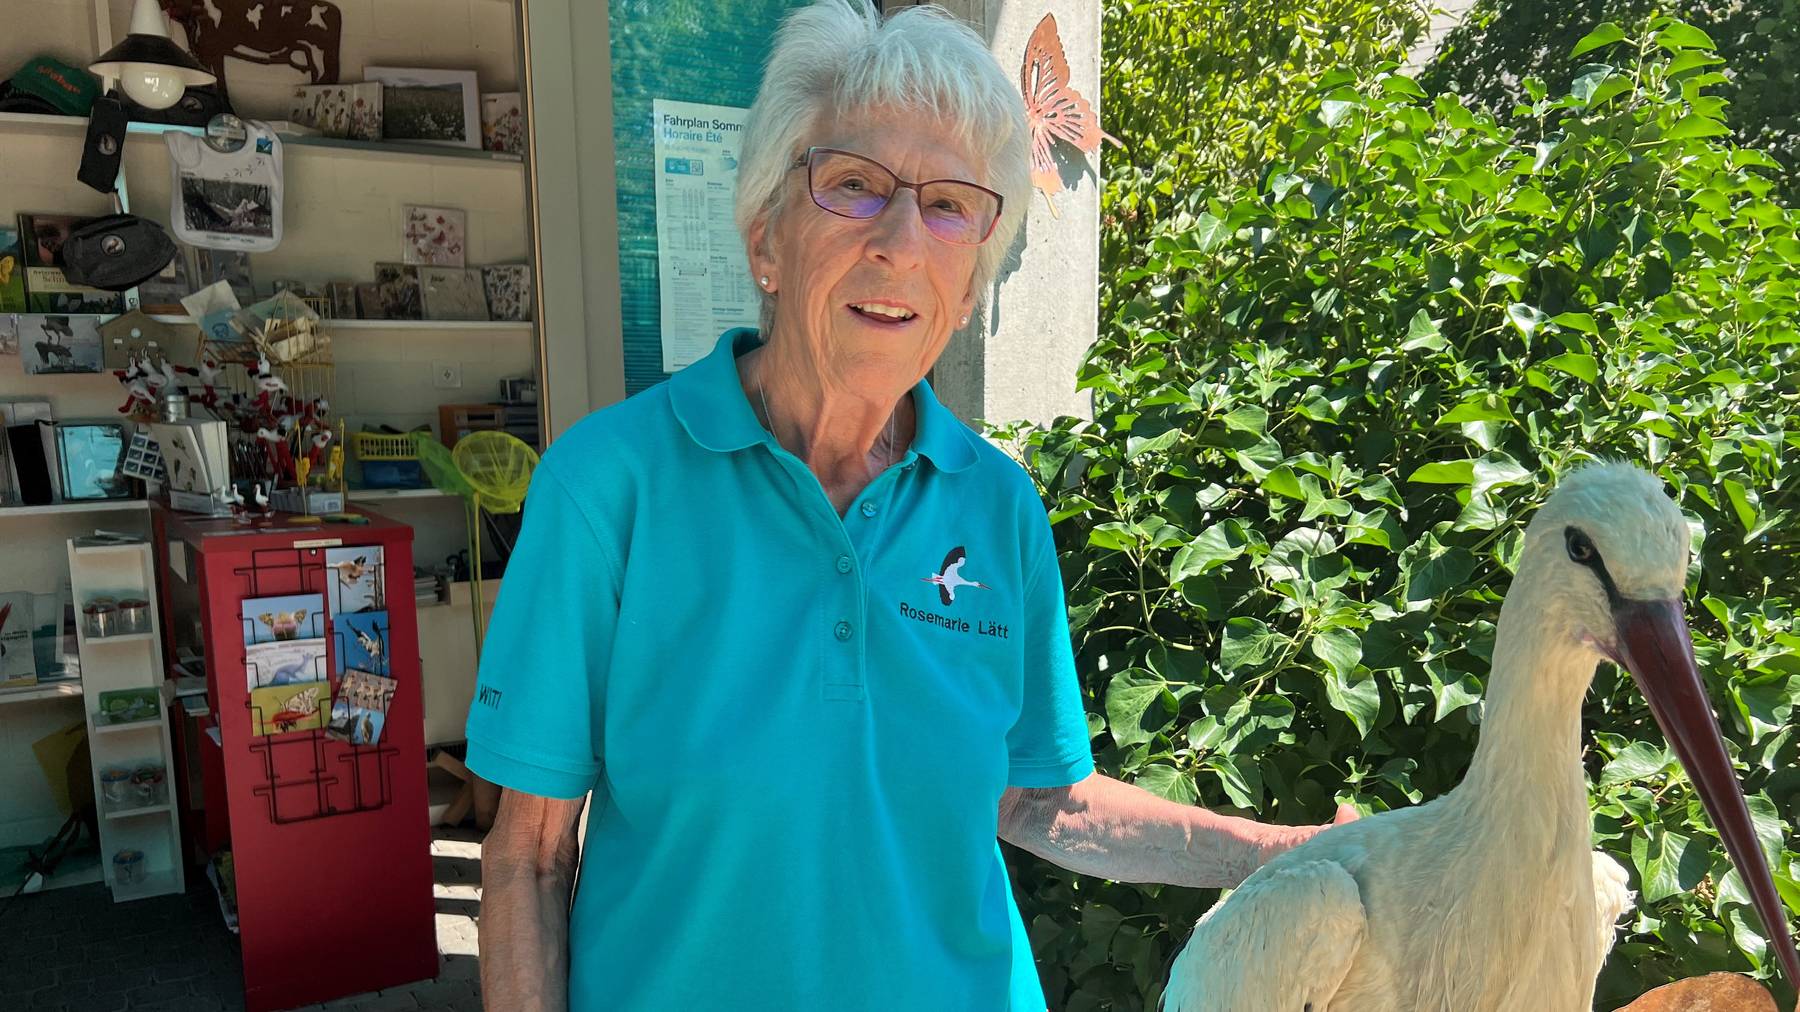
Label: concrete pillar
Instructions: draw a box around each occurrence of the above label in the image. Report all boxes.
[891,0,1100,429]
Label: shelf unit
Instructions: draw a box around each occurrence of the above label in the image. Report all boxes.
[0,680,83,705]
[0,501,151,518]
[0,111,527,164]
[68,535,184,903]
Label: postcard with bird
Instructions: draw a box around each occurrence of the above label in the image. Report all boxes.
[250,680,327,736]
[325,546,384,614]
[337,610,389,678]
[245,637,327,691]
[325,668,397,746]
[242,592,325,646]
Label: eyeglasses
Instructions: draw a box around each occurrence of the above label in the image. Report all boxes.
[797,147,1003,247]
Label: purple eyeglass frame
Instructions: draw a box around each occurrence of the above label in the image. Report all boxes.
[796,146,1004,246]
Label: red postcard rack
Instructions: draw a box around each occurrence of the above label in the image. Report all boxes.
[154,505,437,1011]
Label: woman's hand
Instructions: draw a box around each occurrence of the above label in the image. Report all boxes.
[1250,803,1361,869]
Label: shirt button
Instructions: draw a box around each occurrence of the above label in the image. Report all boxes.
[834,620,853,641]
[860,502,878,518]
[835,555,853,574]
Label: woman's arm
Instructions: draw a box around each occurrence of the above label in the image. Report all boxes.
[481,788,586,1012]
[997,772,1355,889]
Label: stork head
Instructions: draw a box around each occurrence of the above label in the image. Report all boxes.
[1521,461,1800,991]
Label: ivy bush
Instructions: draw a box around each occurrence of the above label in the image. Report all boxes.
[1001,17,1800,1012]
[1424,0,1799,203]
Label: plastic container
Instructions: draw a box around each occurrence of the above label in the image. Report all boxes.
[83,600,118,638]
[359,459,425,489]
[131,764,166,806]
[117,598,151,635]
[100,766,131,806]
[113,849,145,886]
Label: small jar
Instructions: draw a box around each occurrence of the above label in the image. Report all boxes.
[160,390,189,423]
[84,601,118,638]
[113,849,145,886]
[131,765,166,806]
[117,599,151,635]
[100,766,131,806]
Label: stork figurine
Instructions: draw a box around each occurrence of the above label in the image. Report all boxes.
[1164,464,1800,1011]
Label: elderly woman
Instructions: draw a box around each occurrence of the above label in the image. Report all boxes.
[469,2,1347,1009]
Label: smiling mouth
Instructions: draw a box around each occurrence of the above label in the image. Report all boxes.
[848,302,917,323]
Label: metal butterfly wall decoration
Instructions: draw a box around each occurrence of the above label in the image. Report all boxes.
[1021,12,1119,215]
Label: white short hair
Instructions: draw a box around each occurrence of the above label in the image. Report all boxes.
[734,0,1030,306]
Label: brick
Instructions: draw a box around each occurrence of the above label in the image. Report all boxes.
[123,980,191,1005]
[351,991,421,1011]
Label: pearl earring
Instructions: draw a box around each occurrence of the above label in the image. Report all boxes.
[759,276,770,288]
[960,315,969,326]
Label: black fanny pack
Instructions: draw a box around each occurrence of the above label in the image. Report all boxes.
[60,213,178,292]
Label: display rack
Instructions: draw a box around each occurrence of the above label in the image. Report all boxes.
[67,535,184,903]
[154,505,435,1012]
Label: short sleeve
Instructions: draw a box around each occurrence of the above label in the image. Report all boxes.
[1006,521,1095,788]
[463,460,617,799]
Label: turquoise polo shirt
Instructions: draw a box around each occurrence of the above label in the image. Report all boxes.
[465,329,1094,1010]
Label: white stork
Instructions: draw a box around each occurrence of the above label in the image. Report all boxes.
[1163,463,1800,1011]
[922,545,990,605]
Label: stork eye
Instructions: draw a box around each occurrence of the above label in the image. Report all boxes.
[1565,528,1599,565]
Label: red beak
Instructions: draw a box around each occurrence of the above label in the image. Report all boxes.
[1613,598,1800,992]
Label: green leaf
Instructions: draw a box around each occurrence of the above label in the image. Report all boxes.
[1126,428,1183,460]
[1550,311,1598,335]
[1721,479,1759,531]
[1404,543,1478,602]
[1261,465,1306,501]
[1403,309,1445,351]
[1324,669,1381,737]
[1570,22,1625,57]
[1541,353,1599,383]
[1311,628,1363,679]
[1132,763,1198,804]
[1170,521,1250,580]
[1320,98,1358,128]
[1438,395,1515,425]
[1409,460,1476,485]
[1599,742,1672,786]
[1221,406,1269,434]
[1219,617,1281,673]
[1653,21,1716,51]
[1105,670,1172,747]
[1191,213,1232,253]
[1506,303,1549,338]
[1666,115,1730,141]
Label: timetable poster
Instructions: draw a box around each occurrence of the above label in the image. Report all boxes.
[651,98,759,373]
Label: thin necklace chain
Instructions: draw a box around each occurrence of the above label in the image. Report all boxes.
[758,376,899,474]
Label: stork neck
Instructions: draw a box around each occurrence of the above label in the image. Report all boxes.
[1459,583,1595,809]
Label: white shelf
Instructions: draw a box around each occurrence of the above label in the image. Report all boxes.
[103,801,173,822]
[0,501,150,518]
[92,717,163,736]
[145,314,533,331]
[25,849,104,894]
[0,681,84,705]
[71,541,151,556]
[112,867,182,903]
[0,111,525,165]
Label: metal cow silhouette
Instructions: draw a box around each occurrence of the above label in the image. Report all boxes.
[165,0,343,98]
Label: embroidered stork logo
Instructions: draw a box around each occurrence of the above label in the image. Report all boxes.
[922,545,990,606]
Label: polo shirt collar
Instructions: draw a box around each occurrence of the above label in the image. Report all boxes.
[670,328,977,474]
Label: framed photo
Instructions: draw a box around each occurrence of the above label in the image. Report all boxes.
[355,283,386,320]
[481,264,532,322]
[287,82,382,142]
[17,314,103,374]
[419,267,489,321]
[402,205,467,266]
[135,243,197,314]
[365,67,481,149]
[194,248,255,305]
[327,281,358,319]
[54,420,130,501]
[480,92,524,155]
[372,263,422,320]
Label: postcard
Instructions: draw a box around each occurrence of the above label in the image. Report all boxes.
[325,668,396,745]
[325,546,384,614]
[251,680,327,735]
[242,591,325,646]
[245,637,327,691]
[337,610,389,677]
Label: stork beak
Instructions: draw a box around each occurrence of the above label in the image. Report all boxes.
[1613,597,1800,991]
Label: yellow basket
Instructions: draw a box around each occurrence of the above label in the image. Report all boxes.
[350,432,421,461]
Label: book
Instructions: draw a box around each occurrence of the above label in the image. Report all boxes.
[0,593,38,688]
[0,226,25,313]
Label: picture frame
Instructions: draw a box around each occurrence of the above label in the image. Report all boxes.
[327,281,358,319]
[481,264,533,322]
[287,82,383,142]
[53,420,131,501]
[402,205,467,266]
[480,92,524,155]
[419,267,489,321]
[372,263,422,321]
[365,66,481,149]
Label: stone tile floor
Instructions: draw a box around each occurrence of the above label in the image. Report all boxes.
[6,826,485,1012]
